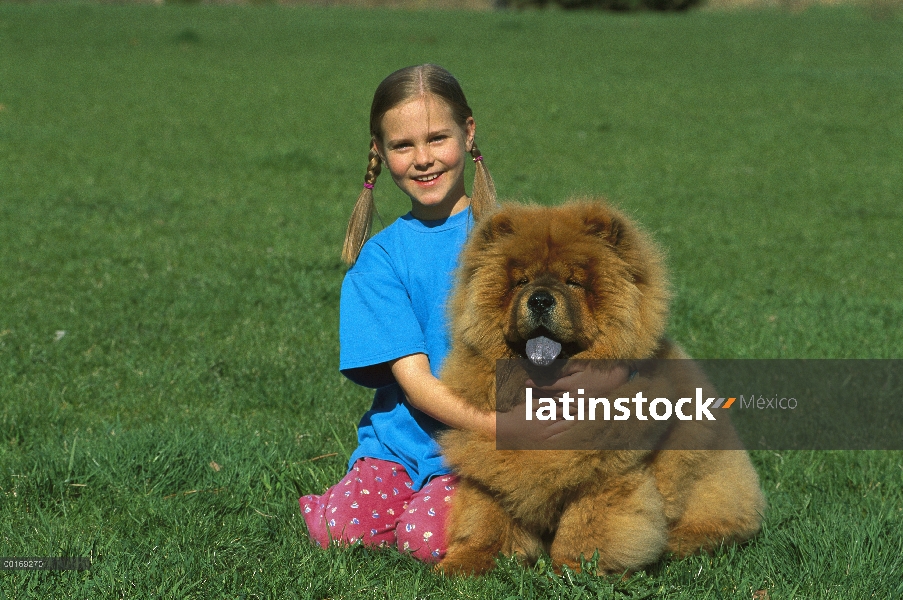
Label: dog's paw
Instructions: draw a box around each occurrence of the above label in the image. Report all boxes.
[435,552,497,577]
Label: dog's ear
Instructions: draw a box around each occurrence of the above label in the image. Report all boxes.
[581,202,655,286]
[477,210,516,246]
[583,206,623,247]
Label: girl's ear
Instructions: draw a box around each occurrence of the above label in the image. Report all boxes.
[464,117,476,152]
[371,138,384,162]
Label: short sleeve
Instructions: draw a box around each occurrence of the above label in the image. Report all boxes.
[339,241,426,387]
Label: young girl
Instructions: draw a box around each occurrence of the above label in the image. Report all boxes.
[300,64,498,563]
[300,64,627,563]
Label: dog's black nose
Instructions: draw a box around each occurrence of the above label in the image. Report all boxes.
[527,290,555,315]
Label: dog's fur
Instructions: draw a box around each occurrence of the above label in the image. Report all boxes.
[438,199,765,575]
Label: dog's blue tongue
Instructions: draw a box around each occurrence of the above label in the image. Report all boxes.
[526,336,562,367]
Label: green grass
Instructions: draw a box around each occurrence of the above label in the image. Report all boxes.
[1,3,902,598]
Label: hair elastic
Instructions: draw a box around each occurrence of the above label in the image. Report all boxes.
[472,155,484,162]
[363,182,374,189]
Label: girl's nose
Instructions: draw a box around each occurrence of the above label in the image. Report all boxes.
[413,144,433,168]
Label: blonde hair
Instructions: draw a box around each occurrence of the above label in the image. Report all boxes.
[341,64,497,265]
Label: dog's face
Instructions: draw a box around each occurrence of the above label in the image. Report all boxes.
[450,200,670,362]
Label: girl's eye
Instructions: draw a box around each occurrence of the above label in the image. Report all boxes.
[429,135,447,143]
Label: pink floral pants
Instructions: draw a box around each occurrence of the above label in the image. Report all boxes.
[300,457,458,563]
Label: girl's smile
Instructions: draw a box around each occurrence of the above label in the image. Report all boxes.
[413,172,442,185]
[376,94,475,221]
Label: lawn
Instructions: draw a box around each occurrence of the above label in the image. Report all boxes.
[0,3,901,598]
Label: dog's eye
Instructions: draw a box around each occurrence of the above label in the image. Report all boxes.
[513,277,529,288]
[566,279,583,289]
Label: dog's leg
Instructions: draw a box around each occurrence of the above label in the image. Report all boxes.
[661,450,765,557]
[549,472,668,574]
[438,479,540,576]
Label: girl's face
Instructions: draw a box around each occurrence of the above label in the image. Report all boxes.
[376,94,475,221]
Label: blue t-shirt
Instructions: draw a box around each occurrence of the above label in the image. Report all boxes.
[339,207,472,491]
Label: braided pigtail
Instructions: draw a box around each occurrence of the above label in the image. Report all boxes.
[469,142,497,222]
[341,147,382,266]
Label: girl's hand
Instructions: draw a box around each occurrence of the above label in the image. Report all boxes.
[525,361,630,401]
[495,361,643,450]
[494,403,583,448]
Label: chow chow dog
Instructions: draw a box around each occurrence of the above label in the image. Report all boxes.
[438,199,765,575]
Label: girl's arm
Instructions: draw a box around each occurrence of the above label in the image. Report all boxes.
[390,353,497,437]
[390,353,631,445]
